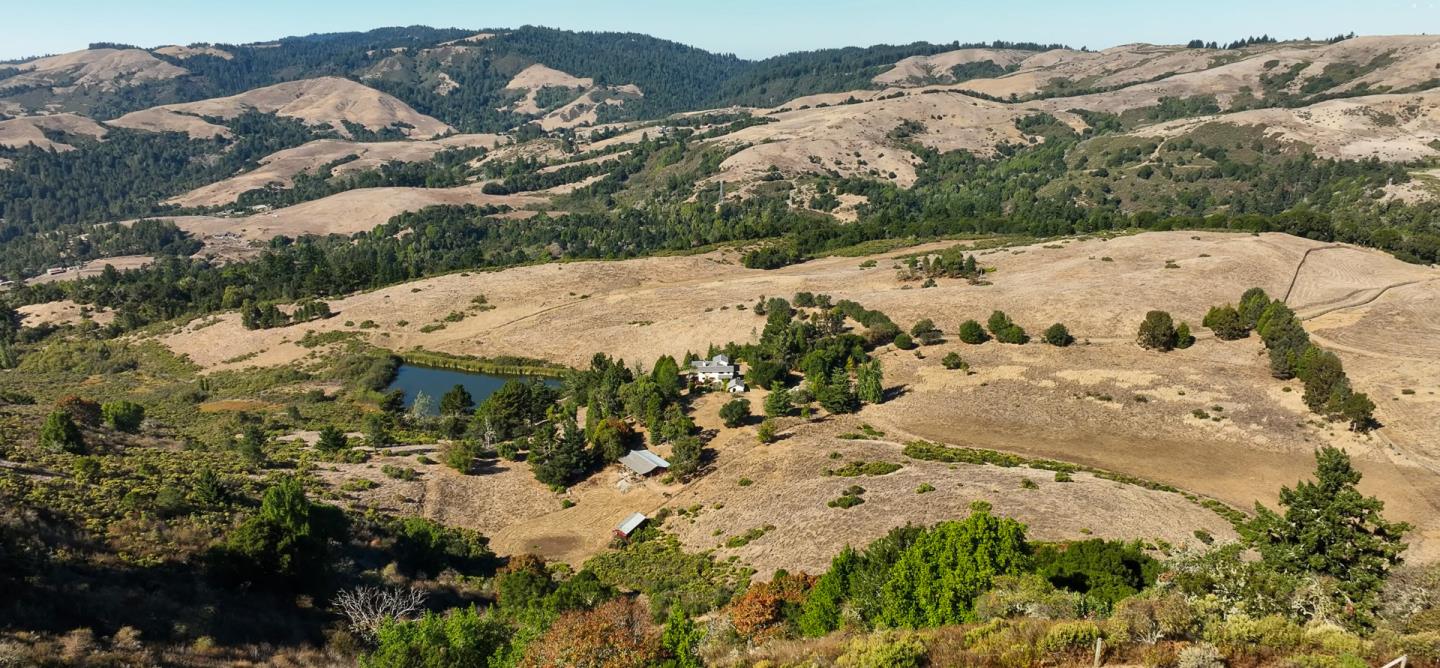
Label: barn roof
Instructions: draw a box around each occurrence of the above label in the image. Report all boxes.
[615,512,647,536]
[618,449,670,475]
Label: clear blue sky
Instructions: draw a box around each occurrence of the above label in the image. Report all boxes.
[4,0,1438,61]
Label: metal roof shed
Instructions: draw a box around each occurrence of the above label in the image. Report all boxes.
[615,512,647,537]
[618,449,670,476]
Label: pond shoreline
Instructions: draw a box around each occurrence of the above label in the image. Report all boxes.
[399,349,570,378]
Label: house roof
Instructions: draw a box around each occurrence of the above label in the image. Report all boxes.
[616,512,647,536]
[618,449,670,475]
[690,354,734,371]
[727,378,746,389]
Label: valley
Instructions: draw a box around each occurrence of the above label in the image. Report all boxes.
[2,20,1439,668]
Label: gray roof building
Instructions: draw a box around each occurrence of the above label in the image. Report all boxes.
[618,449,670,476]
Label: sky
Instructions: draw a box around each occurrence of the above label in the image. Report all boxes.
[3,0,1439,61]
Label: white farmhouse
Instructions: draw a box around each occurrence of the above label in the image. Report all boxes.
[690,354,739,383]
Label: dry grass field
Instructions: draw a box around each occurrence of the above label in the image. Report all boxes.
[108,77,453,139]
[142,230,1440,569]
[168,134,503,208]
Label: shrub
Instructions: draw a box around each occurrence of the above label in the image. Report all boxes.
[1176,642,1225,668]
[892,332,917,350]
[443,440,483,473]
[1204,304,1250,340]
[958,319,990,344]
[1042,323,1074,347]
[728,571,814,641]
[719,398,751,428]
[836,631,928,668]
[1176,321,1195,348]
[1039,620,1102,655]
[365,606,509,668]
[941,352,968,371]
[40,410,85,454]
[994,325,1029,345]
[1137,310,1178,351]
[756,419,778,444]
[987,310,1015,337]
[910,319,942,345]
[382,465,418,481]
[916,483,936,494]
[1205,613,1302,654]
[101,401,145,432]
[877,503,1031,628]
[973,574,1083,621]
[1108,592,1196,644]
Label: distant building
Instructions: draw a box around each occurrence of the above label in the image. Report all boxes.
[618,449,670,476]
[691,354,739,383]
[614,512,647,538]
[726,378,747,393]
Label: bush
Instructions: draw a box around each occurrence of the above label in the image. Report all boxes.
[365,606,509,668]
[1204,304,1250,340]
[1176,642,1225,668]
[101,401,145,432]
[1042,323,1074,347]
[1176,321,1195,348]
[443,440,483,474]
[994,325,1029,345]
[40,410,85,454]
[958,319,990,344]
[987,310,1015,337]
[719,398,751,428]
[757,419,778,444]
[892,332,917,350]
[836,631,928,668]
[973,574,1083,621]
[1039,620,1102,655]
[941,352,968,371]
[1205,613,1303,654]
[1137,310,1178,351]
[1108,592,1196,644]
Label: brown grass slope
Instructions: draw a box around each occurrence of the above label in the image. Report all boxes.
[0,113,107,151]
[152,231,1440,565]
[167,133,504,208]
[0,48,188,94]
[106,76,454,139]
[1131,89,1440,162]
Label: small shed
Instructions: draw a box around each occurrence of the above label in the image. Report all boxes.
[726,377,747,393]
[618,449,670,476]
[615,512,647,538]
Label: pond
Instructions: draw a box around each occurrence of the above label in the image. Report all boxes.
[386,364,562,415]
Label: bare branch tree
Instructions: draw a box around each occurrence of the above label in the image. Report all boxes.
[334,586,427,642]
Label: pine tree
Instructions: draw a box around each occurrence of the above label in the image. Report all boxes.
[40,410,85,454]
[440,384,475,415]
[660,606,704,668]
[763,386,793,417]
[530,409,592,487]
[316,425,348,453]
[1246,447,1409,622]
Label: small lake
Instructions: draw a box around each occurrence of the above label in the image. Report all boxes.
[386,364,562,415]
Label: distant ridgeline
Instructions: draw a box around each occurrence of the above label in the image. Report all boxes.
[2,27,1068,129]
